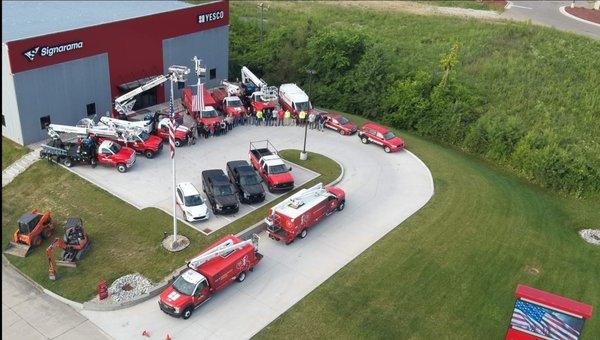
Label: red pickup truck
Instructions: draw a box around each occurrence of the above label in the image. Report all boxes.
[95,131,163,159]
[182,87,223,127]
[249,140,294,192]
[211,87,246,118]
[265,183,345,244]
[158,234,262,319]
[95,140,137,173]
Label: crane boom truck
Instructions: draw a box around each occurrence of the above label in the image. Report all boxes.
[41,124,136,172]
[265,182,346,244]
[100,115,194,148]
[240,66,278,112]
[159,234,262,319]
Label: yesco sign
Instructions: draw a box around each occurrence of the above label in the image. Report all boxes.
[22,41,84,62]
[198,10,224,24]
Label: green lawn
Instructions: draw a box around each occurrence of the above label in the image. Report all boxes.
[256,113,600,338]
[2,136,29,170]
[1,150,340,302]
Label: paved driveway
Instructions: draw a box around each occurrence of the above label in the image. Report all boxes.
[503,1,600,39]
[68,125,318,234]
[81,125,434,339]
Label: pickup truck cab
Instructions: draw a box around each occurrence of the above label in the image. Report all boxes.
[96,131,163,159]
[155,118,194,147]
[226,160,266,204]
[176,182,209,222]
[196,106,223,127]
[201,170,239,214]
[249,141,294,193]
[322,112,357,135]
[96,140,136,173]
[358,122,404,153]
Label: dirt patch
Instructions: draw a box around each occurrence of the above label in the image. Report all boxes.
[565,6,600,24]
[122,283,134,292]
[524,265,541,276]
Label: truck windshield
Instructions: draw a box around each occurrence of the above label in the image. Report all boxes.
[269,164,288,174]
[240,174,260,185]
[108,143,121,153]
[172,275,196,296]
[215,185,234,196]
[184,194,204,206]
[295,101,310,111]
[138,131,150,141]
[201,109,218,118]
[227,99,242,107]
[383,131,396,140]
[338,117,349,124]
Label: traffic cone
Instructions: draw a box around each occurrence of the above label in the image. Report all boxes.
[165,334,172,340]
[142,329,151,337]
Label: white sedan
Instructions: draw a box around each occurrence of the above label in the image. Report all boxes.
[176,182,209,222]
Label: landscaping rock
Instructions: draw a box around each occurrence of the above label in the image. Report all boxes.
[103,273,153,303]
[579,229,600,246]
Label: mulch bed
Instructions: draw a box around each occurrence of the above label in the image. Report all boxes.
[565,6,600,24]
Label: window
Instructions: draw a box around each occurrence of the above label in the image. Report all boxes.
[209,68,216,80]
[86,103,96,116]
[40,115,51,129]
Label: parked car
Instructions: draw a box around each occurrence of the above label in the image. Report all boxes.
[226,160,266,204]
[357,122,404,153]
[176,182,209,222]
[322,112,357,135]
[201,170,239,214]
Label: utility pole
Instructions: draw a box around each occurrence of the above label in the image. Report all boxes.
[258,2,266,43]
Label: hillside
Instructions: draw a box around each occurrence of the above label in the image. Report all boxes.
[229,1,600,197]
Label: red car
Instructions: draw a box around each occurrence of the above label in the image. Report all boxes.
[323,112,357,135]
[357,122,404,153]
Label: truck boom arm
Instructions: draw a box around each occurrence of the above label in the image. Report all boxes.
[47,123,119,140]
[188,234,259,269]
[114,75,169,115]
[241,66,267,89]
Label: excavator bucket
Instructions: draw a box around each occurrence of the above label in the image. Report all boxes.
[4,241,31,258]
[56,261,77,268]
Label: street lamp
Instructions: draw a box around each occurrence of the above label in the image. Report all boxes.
[258,3,268,43]
[300,69,317,161]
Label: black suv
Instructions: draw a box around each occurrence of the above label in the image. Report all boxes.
[201,170,239,214]
[226,160,266,204]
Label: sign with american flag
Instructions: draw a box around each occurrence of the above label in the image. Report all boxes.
[510,299,584,339]
[168,93,175,158]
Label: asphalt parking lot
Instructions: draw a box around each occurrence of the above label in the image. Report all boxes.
[68,125,319,234]
[80,124,435,339]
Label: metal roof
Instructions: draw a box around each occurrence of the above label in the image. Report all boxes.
[2,1,195,43]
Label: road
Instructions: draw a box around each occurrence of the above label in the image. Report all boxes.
[2,258,109,340]
[77,125,434,339]
[503,1,600,39]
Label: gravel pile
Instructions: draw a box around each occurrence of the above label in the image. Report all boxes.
[107,273,153,303]
[579,229,600,246]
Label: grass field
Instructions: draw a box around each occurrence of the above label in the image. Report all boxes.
[2,136,29,170]
[1,150,340,302]
[256,113,600,338]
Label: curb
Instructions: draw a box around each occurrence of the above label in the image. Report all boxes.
[559,5,600,27]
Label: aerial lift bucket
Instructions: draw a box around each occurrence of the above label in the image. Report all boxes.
[4,241,31,258]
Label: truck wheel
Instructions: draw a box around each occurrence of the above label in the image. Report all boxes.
[384,146,391,153]
[32,236,42,247]
[299,229,308,239]
[42,228,53,239]
[182,307,193,320]
[339,129,346,135]
[236,271,246,282]
[337,200,345,211]
[144,150,155,159]
[175,139,183,147]
[63,158,73,167]
[117,164,127,173]
[361,136,369,144]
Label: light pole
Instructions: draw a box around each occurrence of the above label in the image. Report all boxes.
[258,2,265,43]
[165,64,190,252]
[300,69,317,161]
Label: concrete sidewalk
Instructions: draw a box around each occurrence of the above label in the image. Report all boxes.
[2,258,110,340]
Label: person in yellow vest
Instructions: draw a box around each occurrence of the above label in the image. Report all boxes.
[256,109,263,126]
[299,110,307,127]
[284,109,291,126]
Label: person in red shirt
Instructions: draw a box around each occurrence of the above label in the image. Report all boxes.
[277,107,285,126]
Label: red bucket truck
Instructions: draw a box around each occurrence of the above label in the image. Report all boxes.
[240,66,278,112]
[210,86,246,118]
[266,183,345,244]
[182,86,223,127]
[249,140,294,192]
[100,115,194,148]
[158,234,262,319]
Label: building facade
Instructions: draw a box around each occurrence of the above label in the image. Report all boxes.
[2,0,229,145]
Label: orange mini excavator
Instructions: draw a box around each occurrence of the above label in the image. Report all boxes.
[46,217,92,280]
